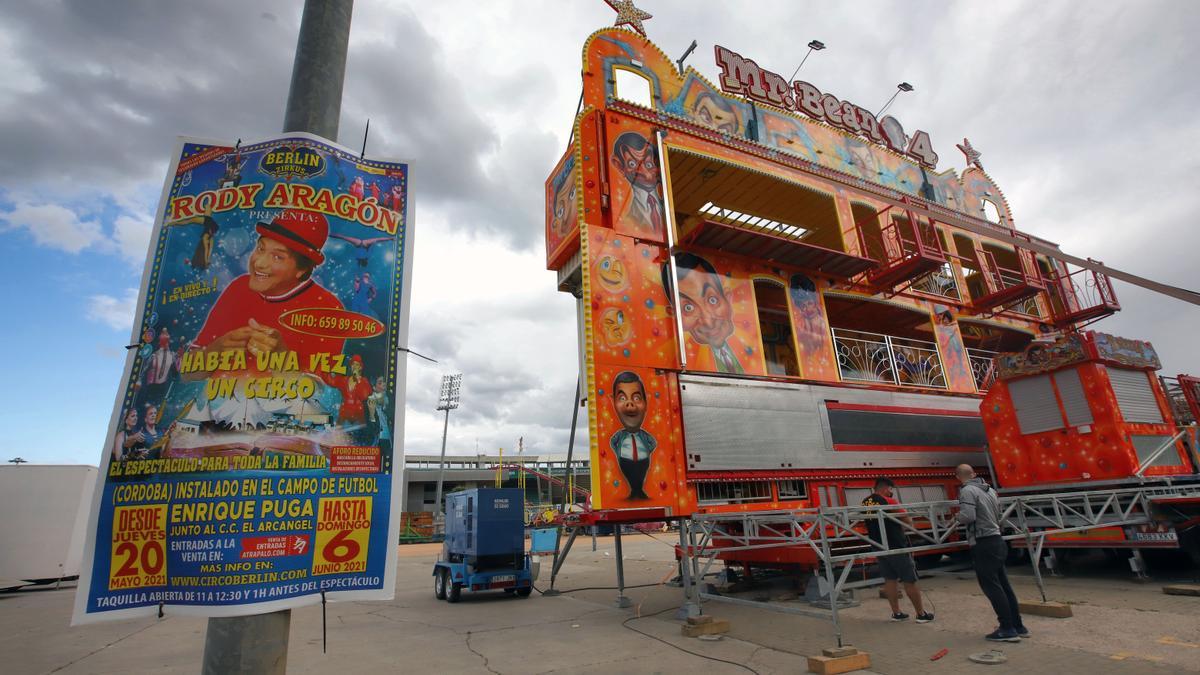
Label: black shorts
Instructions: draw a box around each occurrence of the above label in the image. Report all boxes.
[877,553,918,583]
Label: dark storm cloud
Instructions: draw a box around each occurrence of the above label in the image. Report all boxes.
[0,0,550,247]
[338,20,561,249]
[0,1,294,186]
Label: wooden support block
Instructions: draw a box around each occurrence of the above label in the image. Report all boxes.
[807,649,871,675]
[686,615,714,625]
[682,619,730,637]
[1018,599,1073,618]
[822,646,859,658]
[1163,584,1200,597]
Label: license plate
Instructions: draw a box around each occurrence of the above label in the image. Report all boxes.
[490,575,515,586]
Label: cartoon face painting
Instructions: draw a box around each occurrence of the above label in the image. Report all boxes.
[600,307,632,346]
[677,258,734,349]
[552,180,578,237]
[669,252,744,374]
[691,92,738,134]
[788,273,821,327]
[845,139,879,179]
[597,255,628,292]
[614,377,647,431]
[549,155,578,238]
[612,133,659,190]
[608,371,656,500]
[610,131,664,236]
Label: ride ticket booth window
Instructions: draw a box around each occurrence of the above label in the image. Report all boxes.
[754,279,800,376]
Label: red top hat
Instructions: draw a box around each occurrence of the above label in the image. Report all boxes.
[256,209,328,265]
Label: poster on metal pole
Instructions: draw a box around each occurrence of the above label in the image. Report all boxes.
[73,132,413,622]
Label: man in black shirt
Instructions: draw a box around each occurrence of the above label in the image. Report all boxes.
[861,478,933,623]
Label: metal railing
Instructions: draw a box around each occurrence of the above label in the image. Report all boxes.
[967,348,998,392]
[910,261,960,300]
[1159,376,1195,425]
[981,249,1043,294]
[832,328,947,389]
[1045,262,1121,324]
[852,206,945,271]
[1008,295,1042,317]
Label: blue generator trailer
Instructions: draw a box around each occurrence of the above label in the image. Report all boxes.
[433,488,533,602]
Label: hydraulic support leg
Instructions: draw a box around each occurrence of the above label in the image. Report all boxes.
[613,527,632,608]
[675,520,701,620]
[1129,548,1150,581]
[1043,548,1062,577]
[542,526,580,596]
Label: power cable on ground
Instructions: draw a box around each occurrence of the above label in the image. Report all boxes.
[621,606,761,675]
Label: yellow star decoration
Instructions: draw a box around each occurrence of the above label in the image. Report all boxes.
[605,0,652,37]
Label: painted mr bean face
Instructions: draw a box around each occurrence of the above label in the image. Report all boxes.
[552,180,577,236]
[613,380,647,431]
[693,95,737,134]
[613,141,659,190]
[677,269,735,347]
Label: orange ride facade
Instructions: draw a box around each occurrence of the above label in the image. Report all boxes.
[545,28,1127,530]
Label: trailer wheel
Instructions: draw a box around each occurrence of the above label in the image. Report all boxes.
[447,581,462,603]
[434,568,447,600]
[517,587,532,597]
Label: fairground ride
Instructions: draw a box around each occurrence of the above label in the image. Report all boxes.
[541,11,1200,606]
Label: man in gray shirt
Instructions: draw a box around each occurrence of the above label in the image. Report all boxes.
[955,464,1028,642]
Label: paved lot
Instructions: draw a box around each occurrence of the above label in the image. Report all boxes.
[2,534,1199,674]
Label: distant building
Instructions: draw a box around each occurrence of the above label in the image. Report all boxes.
[401,454,590,514]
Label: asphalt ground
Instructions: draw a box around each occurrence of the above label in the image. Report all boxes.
[2,533,1199,674]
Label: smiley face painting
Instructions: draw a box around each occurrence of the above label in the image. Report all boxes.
[597,254,628,293]
[600,307,632,346]
[587,229,678,371]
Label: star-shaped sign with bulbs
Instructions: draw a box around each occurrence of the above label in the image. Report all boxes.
[605,0,652,37]
[957,138,984,171]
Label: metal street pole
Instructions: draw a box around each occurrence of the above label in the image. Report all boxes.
[282,0,354,141]
[202,2,352,672]
[433,374,462,532]
[560,376,581,513]
[434,408,450,507]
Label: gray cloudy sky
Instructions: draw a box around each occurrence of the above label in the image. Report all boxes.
[1,0,1198,463]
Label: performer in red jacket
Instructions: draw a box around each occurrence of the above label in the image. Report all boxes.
[193,209,345,368]
[323,354,372,425]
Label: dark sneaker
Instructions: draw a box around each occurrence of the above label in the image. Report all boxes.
[986,628,1021,643]
[1015,625,1031,638]
[890,612,910,622]
[915,612,934,623]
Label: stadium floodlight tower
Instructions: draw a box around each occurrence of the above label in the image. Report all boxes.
[433,373,462,528]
